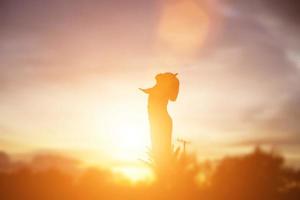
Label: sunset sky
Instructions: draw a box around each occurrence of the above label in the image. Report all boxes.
[0,0,300,172]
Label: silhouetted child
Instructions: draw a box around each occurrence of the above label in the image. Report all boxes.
[140,72,179,164]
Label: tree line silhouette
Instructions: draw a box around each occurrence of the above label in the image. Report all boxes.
[0,147,299,200]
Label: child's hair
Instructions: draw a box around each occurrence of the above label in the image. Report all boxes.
[155,72,179,101]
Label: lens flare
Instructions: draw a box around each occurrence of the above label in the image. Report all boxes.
[158,0,209,54]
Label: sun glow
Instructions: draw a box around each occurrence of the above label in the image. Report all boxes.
[113,165,155,183]
[102,100,151,173]
[106,107,153,182]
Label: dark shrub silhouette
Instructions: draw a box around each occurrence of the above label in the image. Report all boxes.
[0,148,299,200]
[209,147,300,200]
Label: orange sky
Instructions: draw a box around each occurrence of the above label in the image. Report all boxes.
[0,0,300,171]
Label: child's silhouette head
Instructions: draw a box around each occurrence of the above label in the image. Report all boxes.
[141,72,179,101]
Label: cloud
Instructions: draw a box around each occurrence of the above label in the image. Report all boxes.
[217,0,300,140]
[0,0,158,91]
[261,0,300,25]
[177,0,300,146]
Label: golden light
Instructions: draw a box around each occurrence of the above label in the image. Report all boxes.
[113,165,154,183]
[103,101,152,181]
[107,112,149,160]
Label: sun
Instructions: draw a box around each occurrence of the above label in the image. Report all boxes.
[101,100,151,181]
[106,105,152,181]
[107,111,149,160]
